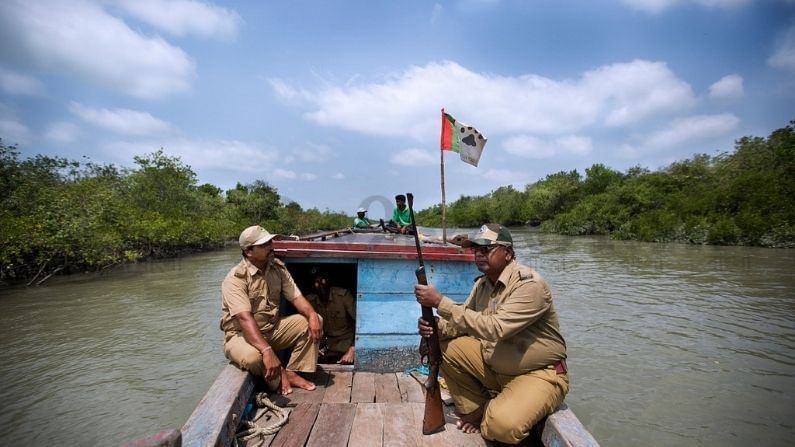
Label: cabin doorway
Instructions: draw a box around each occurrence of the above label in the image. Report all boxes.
[281,262,358,367]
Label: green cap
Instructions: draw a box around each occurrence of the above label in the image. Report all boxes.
[462,223,513,247]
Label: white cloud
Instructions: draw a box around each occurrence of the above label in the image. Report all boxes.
[480,168,527,184]
[0,69,45,96]
[556,136,593,156]
[769,21,795,72]
[694,0,749,8]
[268,79,312,103]
[582,60,695,126]
[174,139,280,174]
[295,143,332,163]
[273,60,696,142]
[504,135,592,159]
[272,168,317,181]
[619,113,740,157]
[709,74,744,100]
[390,148,437,166]
[69,103,171,136]
[105,138,279,173]
[504,135,553,159]
[45,121,82,143]
[646,114,739,148]
[0,0,195,99]
[430,3,444,24]
[0,119,30,145]
[621,0,679,14]
[115,0,242,40]
[332,172,345,180]
[620,0,749,14]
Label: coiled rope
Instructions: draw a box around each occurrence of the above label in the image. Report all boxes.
[234,393,289,447]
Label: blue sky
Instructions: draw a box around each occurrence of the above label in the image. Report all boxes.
[1,0,794,218]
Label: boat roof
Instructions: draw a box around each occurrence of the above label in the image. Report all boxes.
[273,228,474,262]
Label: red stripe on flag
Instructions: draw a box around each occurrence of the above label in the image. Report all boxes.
[440,109,455,151]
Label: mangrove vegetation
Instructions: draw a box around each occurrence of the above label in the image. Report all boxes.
[0,147,349,282]
[417,120,794,248]
[2,120,793,283]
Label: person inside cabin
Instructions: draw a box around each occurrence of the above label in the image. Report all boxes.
[414,224,568,444]
[305,268,356,365]
[353,207,371,228]
[220,225,322,395]
[385,194,415,234]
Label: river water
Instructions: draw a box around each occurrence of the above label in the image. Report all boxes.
[0,229,793,446]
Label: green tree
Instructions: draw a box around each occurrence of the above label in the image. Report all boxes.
[226,180,281,224]
[488,185,525,225]
[522,170,582,224]
[126,149,198,216]
[582,163,623,196]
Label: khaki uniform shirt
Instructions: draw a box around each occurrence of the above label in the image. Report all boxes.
[220,257,301,342]
[306,286,356,338]
[436,260,566,376]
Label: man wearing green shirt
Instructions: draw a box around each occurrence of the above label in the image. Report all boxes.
[387,194,414,234]
[353,207,371,228]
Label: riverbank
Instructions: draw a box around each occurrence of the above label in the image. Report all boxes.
[4,121,793,284]
[4,223,794,287]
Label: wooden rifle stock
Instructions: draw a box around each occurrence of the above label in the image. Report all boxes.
[407,193,445,435]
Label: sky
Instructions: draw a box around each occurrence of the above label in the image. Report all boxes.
[1,0,794,219]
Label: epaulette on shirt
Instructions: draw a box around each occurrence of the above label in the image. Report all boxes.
[233,257,288,278]
[516,264,536,282]
[233,259,248,278]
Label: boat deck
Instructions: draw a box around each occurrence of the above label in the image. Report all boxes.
[242,364,490,447]
[238,365,547,447]
[178,363,595,447]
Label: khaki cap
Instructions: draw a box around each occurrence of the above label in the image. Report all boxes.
[239,225,280,249]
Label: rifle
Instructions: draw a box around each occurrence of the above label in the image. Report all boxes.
[406,192,446,435]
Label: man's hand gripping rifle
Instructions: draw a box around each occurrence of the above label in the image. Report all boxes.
[407,192,445,435]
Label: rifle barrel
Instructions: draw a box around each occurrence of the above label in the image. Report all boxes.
[406,192,445,435]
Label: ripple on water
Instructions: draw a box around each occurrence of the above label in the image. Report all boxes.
[2,236,795,446]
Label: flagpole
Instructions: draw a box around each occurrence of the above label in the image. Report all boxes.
[440,108,448,244]
[441,141,447,245]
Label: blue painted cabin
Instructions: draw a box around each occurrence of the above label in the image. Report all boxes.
[273,229,478,371]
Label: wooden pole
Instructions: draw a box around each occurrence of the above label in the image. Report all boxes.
[441,145,447,245]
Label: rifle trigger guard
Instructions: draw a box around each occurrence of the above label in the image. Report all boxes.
[419,336,430,365]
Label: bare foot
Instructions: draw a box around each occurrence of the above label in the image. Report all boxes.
[285,370,316,391]
[455,405,484,434]
[279,368,292,395]
[456,420,481,434]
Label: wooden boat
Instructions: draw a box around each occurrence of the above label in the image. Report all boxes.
[273,228,478,371]
[127,229,598,447]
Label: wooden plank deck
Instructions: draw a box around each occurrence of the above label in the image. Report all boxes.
[251,365,488,447]
[174,364,597,447]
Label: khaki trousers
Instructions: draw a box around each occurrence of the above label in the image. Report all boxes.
[326,332,355,354]
[224,314,320,377]
[440,336,569,444]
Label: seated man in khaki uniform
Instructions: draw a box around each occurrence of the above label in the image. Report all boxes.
[220,225,322,394]
[415,224,568,444]
[306,269,356,365]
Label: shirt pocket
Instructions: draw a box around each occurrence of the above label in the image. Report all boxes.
[251,282,276,314]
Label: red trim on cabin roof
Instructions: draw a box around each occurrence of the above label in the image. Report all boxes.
[273,240,474,261]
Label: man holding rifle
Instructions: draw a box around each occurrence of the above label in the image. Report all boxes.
[415,223,569,444]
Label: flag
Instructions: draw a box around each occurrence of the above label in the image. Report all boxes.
[440,109,487,167]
